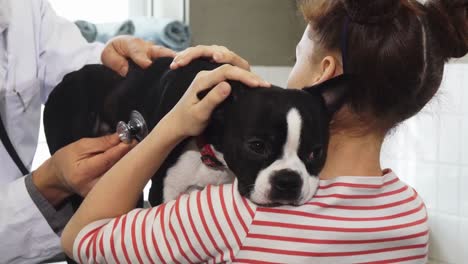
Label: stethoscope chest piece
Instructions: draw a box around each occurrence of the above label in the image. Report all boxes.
[116,110,148,143]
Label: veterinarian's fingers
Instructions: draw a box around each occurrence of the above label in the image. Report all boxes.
[150,45,176,59]
[194,82,231,120]
[194,65,270,91]
[102,43,131,77]
[78,134,122,154]
[86,143,133,175]
[127,41,154,69]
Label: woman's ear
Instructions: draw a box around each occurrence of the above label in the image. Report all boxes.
[313,56,340,85]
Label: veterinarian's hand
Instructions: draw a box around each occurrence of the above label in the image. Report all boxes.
[170,45,251,71]
[32,134,135,206]
[102,35,176,77]
[164,64,270,138]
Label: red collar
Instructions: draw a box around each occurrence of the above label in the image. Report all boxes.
[196,136,225,170]
[382,168,392,175]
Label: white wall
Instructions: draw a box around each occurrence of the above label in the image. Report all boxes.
[251,66,292,87]
[152,0,185,21]
[48,0,159,22]
[381,63,468,264]
[47,0,129,23]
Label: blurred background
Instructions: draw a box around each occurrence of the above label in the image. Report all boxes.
[34,1,467,263]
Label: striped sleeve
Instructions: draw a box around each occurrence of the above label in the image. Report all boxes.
[73,181,257,263]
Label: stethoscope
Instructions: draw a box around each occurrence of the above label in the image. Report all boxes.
[116,110,148,143]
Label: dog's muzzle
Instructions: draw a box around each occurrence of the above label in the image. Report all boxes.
[269,169,303,202]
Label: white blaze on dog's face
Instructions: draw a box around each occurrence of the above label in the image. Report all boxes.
[249,108,320,206]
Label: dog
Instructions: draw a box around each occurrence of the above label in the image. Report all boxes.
[44,57,350,207]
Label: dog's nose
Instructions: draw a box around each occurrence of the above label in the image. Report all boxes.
[270,170,302,201]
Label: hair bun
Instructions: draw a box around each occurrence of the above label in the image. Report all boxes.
[426,0,468,59]
[342,0,401,24]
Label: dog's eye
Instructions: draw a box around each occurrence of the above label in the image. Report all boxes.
[247,140,267,155]
[307,146,323,162]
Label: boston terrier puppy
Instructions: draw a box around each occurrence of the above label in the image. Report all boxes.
[44,57,350,207]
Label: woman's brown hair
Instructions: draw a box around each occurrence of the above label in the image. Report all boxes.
[300,0,468,132]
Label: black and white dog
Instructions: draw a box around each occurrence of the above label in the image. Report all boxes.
[44,57,350,207]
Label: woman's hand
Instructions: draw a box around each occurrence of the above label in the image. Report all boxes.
[163,64,270,139]
[102,36,177,76]
[32,134,135,206]
[170,45,251,71]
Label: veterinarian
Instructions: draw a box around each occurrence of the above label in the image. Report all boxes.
[62,0,467,263]
[0,0,176,263]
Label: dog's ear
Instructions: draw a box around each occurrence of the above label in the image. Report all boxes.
[196,83,245,148]
[196,81,244,124]
[303,74,353,116]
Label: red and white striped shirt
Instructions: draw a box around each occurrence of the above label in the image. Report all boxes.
[73,171,429,263]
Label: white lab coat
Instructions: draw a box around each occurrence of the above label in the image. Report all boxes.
[0,0,104,262]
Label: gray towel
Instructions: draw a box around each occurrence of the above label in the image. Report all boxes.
[85,17,191,51]
[94,20,135,43]
[129,17,191,51]
[75,20,97,43]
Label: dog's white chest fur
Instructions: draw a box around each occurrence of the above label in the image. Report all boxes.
[163,140,235,202]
